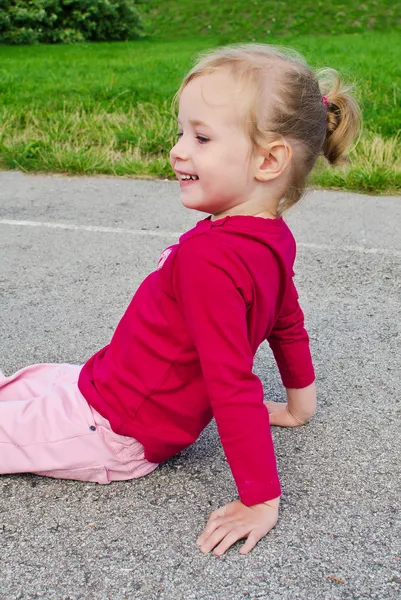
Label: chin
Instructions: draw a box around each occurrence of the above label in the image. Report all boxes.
[180,196,205,212]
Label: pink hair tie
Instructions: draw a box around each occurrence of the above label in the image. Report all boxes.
[322,95,329,107]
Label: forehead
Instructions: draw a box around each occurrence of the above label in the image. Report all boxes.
[178,71,247,129]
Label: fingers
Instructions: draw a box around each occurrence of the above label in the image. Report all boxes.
[196,517,223,548]
[239,532,261,555]
[198,523,261,556]
[267,410,281,426]
[197,500,278,556]
[198,524,234,555]
[212,530,245,557]
[264,400,279,413]
[196,508,229,548]
[197,504,243,554]
[266,402,301,427]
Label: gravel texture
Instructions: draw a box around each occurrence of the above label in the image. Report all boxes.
[0,171,400,600]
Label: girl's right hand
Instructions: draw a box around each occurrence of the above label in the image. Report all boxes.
[196,497,280,556]
[265,401,306,427]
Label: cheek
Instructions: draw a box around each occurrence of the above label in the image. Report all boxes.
[224,139,250,168]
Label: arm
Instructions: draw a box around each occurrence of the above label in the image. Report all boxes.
[173,237,281,554]
[267,278,315,389]
[173,237,281,505]
[266,277,316,426]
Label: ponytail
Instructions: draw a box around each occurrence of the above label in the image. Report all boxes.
[318,68,362,165]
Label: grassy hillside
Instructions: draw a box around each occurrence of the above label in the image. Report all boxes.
[0,32,399,138]
[140,0,400,40]
[0,1,400,192]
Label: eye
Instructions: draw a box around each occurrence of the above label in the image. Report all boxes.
[196,135,209,144]
[176,132,183,139]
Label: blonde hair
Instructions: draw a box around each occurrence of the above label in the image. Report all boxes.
[174,44,362,215]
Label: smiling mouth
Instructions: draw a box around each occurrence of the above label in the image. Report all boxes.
[178,174,199,187]
[177,172,199,181]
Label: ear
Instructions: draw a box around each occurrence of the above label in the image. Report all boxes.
[254,141,292,182]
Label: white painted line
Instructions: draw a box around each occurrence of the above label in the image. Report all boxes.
[0,218,400,257]
[0,219,180,239]
[297,241,401,257]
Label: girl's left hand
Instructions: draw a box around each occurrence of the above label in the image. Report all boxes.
[265,401,306,427]
[196,498,280,556]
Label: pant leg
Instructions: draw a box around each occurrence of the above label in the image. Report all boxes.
[0,363,111,482]
[0,363,80,402]
[0,363,159,483]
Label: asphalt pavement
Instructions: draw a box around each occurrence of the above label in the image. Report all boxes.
[0,170,400,600]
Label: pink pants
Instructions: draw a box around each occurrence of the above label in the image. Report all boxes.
[0,363,159,483]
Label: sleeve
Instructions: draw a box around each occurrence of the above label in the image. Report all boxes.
[267,277,315,389]
[173,236,281,506]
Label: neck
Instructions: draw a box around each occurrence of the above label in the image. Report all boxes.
[211,202,279,221]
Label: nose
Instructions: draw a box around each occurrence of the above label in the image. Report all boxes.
[170,135,189,164]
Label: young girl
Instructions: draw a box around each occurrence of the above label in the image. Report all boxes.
[0,44,360,556]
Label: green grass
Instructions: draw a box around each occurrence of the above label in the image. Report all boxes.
[140,0,400,40]
[0,29,400,192]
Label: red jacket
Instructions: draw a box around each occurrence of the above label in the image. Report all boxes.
[78,215,315,505]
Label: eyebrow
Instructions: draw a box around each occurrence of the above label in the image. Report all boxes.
[177,118,212,129]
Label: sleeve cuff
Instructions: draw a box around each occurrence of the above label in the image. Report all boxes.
[238,478,282,507]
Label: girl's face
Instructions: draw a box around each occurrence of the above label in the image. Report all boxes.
[170,71,260,217]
